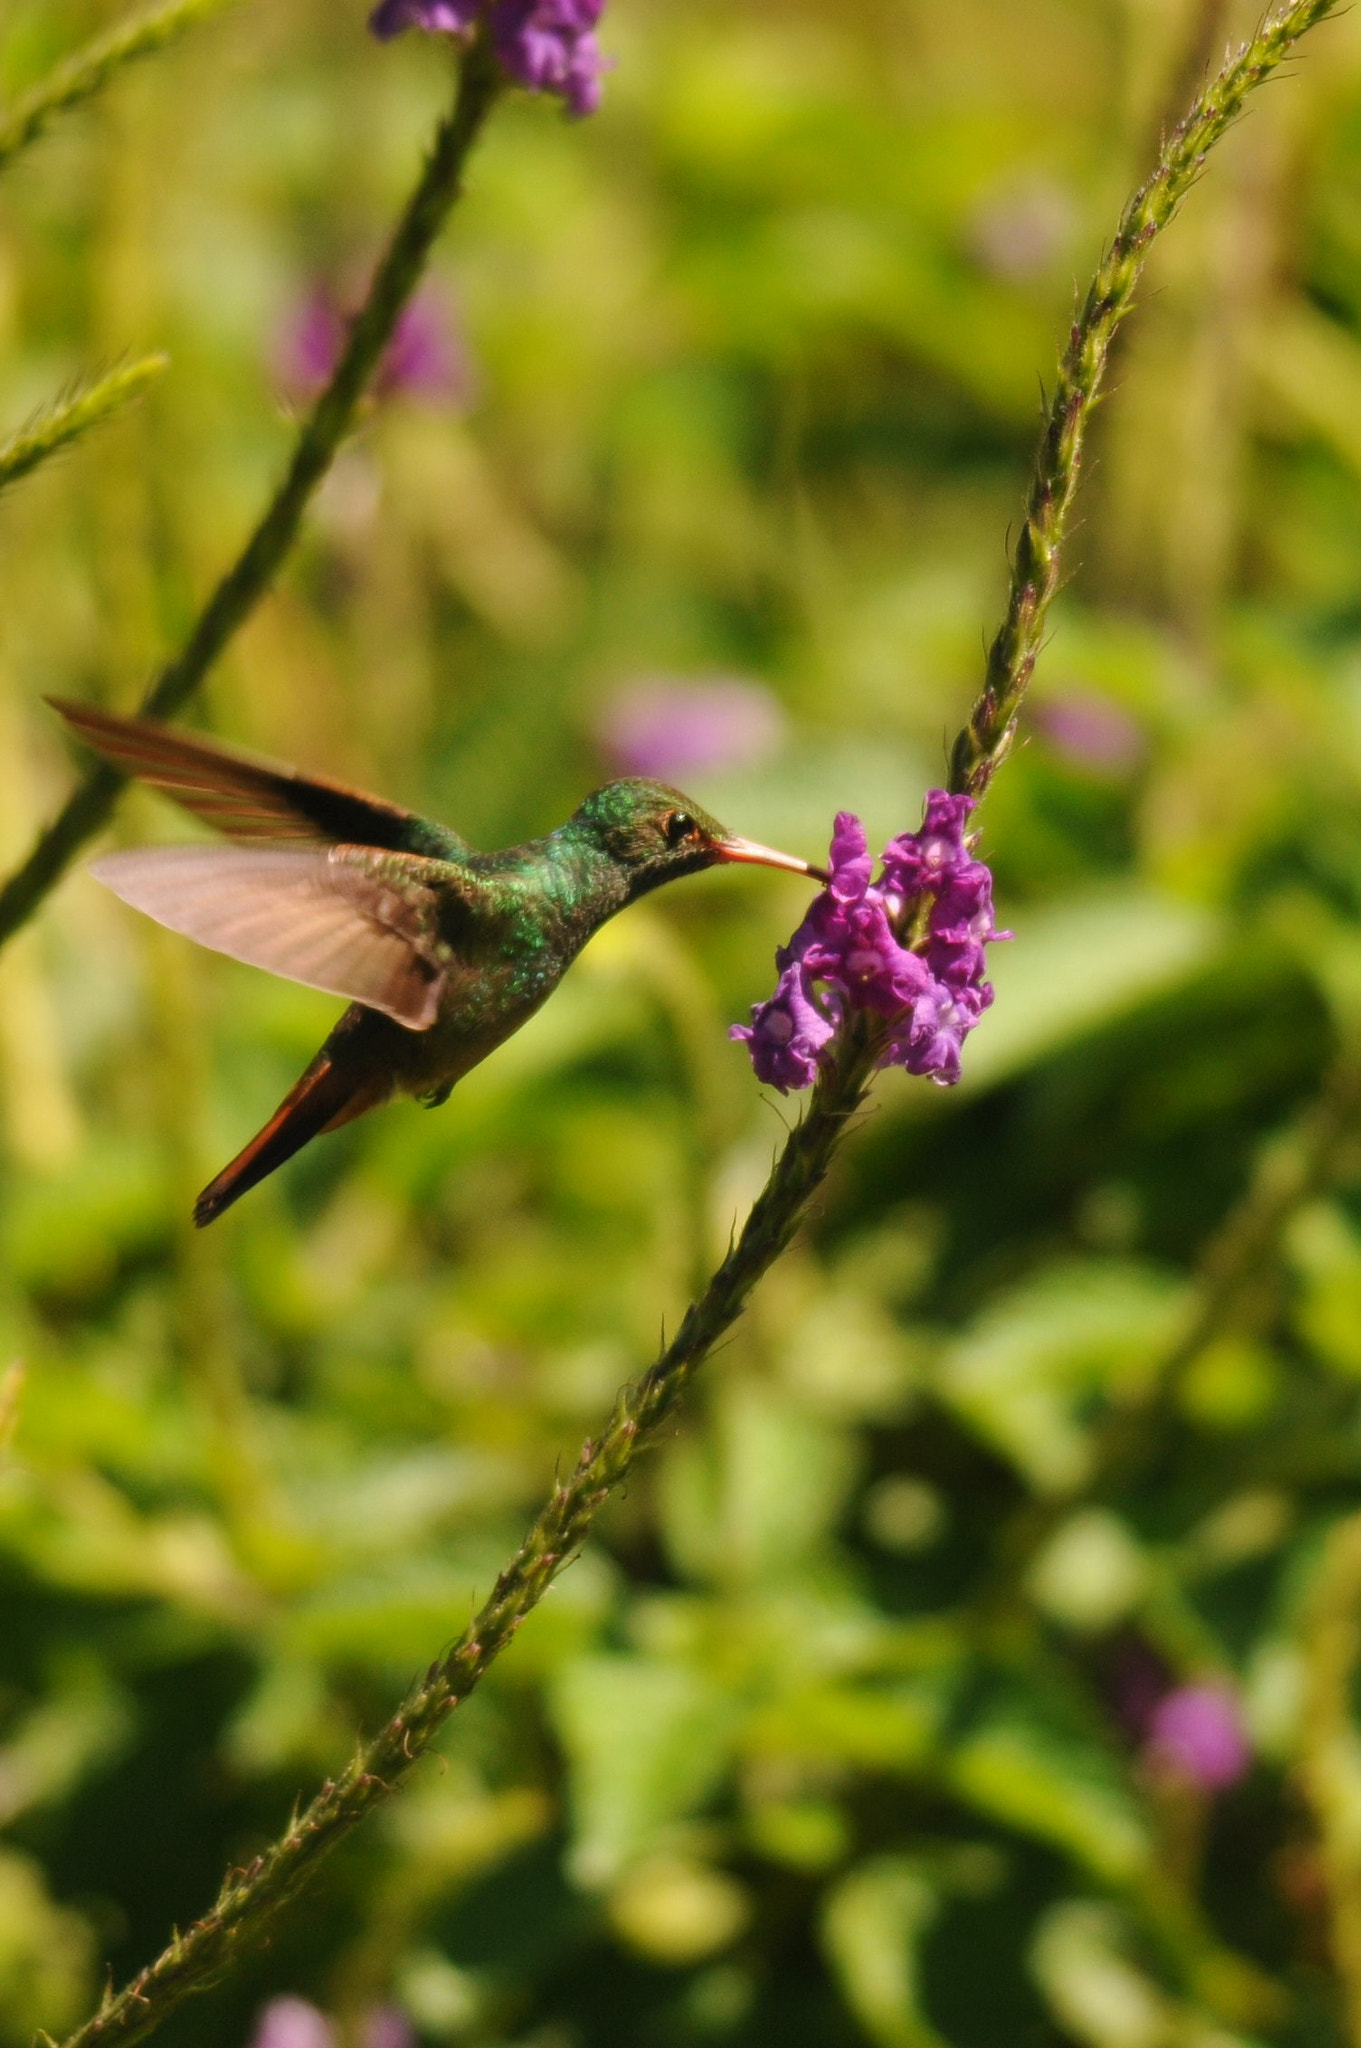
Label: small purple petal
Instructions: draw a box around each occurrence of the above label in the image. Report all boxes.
[369,0,478,37]
[881,791,974,898]
[730,960,836,1093]
[827,812,873,904]
[500,0,607,115]
[1146,1685,1251,1791]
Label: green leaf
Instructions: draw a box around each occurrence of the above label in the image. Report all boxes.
[821,1856,949,2048]
[550,1655,740,1887]
[959,890,1222,1092]
[937,1261,1184,1493]
[1287,1201,1361,1379]
[0,1846,95,2045]
[658,1377,860,1586]
[947,1709,1148,1885]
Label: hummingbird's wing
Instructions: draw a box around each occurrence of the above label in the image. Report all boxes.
[89,843,478,1030]
[49,697,467,856]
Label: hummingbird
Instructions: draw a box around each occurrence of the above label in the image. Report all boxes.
[53,698,824,1227]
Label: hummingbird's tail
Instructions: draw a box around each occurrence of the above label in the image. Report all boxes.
[193,1049,386,1227]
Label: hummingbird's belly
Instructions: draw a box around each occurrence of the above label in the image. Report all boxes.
[327,953,567,1107]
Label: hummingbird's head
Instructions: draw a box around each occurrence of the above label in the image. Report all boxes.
[571,780,827,901]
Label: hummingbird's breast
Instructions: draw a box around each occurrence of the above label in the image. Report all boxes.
[368,842,625,1103]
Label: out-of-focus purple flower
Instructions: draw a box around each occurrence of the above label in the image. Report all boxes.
[247,2001,415,2048]
[599,678,785,780]
[1035,694,1145,775]
[970,177,1074,282]
[384,294,471,398]
[276,291,344,393]
[369,0,610,118]
[249,2000,334,2048]
[1146,1684,1251,1791]
[731,794,1007,1093]
[364,2010,416,2048]
[274,287,472,406]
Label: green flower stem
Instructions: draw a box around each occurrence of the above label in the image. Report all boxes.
[949,0,1338,801]
[0,37,504,954]
[57,1024,883,2048]
[0,355,168,494]
[0,0,240,173]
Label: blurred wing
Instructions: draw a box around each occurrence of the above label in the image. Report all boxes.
[90,844,468,1029]
[50,697,463,854]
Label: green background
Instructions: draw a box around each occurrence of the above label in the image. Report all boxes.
[3,1,1361,2043]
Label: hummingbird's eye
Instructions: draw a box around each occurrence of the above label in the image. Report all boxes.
[664,810,698,847]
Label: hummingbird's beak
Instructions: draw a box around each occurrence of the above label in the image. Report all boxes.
[716,835,830,883]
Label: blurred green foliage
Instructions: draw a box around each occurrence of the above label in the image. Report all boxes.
[5,1,1361,2044]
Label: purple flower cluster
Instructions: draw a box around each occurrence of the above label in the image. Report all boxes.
[731,793,1005,1093]
[369,0,608,117]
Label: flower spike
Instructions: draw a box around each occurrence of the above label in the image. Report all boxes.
[732,793,1009,1093]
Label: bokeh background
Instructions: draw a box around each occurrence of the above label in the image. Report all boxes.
[5,1,1361,2043]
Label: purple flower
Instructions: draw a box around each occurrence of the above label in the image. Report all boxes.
[731,794,1007,1093]
[274,287,472,405]
[1146,1685,1251,1791]
[369,0,610,117]
[734,956,839,1092]
[599,678,785,780]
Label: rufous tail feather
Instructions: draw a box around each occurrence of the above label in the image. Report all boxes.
[193,1052,385,1227]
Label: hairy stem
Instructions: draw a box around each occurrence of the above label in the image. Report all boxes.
[948,0,1338,800]
[0,0,240,173]
[0,355,167,494]
[59,1028,881,2048]
[0,37,503,951]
